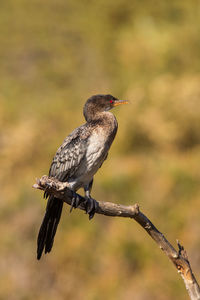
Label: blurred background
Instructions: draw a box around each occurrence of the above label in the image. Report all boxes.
[0,0,200,299]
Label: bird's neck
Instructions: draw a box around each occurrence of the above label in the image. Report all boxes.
[87,111,118,139]
[85,111,114,124]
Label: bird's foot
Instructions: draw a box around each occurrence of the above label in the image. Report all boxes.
[84,196,98,220]
[70,191,83,213]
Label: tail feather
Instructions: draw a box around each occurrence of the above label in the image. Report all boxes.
[37,196,63,260]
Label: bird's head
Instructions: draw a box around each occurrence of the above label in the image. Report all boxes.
[83,94,128,122]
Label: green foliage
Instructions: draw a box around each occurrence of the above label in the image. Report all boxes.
[0,0,200,299]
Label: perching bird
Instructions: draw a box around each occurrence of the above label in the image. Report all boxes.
[37,94,128,259]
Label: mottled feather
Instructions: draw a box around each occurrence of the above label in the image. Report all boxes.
[49,125,89,180]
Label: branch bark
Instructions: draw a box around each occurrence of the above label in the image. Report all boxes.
[33,175,200,300]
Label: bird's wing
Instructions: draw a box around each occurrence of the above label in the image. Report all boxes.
[39,126,89,258]
[49,125,89,181]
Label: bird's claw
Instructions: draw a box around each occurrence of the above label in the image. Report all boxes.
[70,192,98,219]
[70,192,83,213]
[85,197,98,220]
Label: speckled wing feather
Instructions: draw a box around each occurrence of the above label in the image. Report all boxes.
[49,125,88,181]
[37,125,89,260]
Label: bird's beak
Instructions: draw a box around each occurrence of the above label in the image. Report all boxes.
[113,100,129,106]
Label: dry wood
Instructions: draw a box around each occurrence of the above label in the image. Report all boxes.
[33,175,200,300]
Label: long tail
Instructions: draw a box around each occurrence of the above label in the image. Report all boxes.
[37,196,63,260]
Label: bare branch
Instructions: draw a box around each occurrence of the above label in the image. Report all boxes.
[33,175,200,300]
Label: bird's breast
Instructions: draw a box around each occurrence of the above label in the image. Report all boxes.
[85,127,108,170]
[68,114,118,190]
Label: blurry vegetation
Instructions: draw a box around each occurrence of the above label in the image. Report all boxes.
[0,0,200,299]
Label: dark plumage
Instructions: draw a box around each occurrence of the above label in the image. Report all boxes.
[37,94,128,259]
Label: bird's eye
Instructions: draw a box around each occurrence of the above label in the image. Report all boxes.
[109,100,114,104]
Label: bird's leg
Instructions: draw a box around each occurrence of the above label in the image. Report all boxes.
[84,179,98,219]
[70,191,83,213]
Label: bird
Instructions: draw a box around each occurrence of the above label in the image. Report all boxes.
[37,94,128,260]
